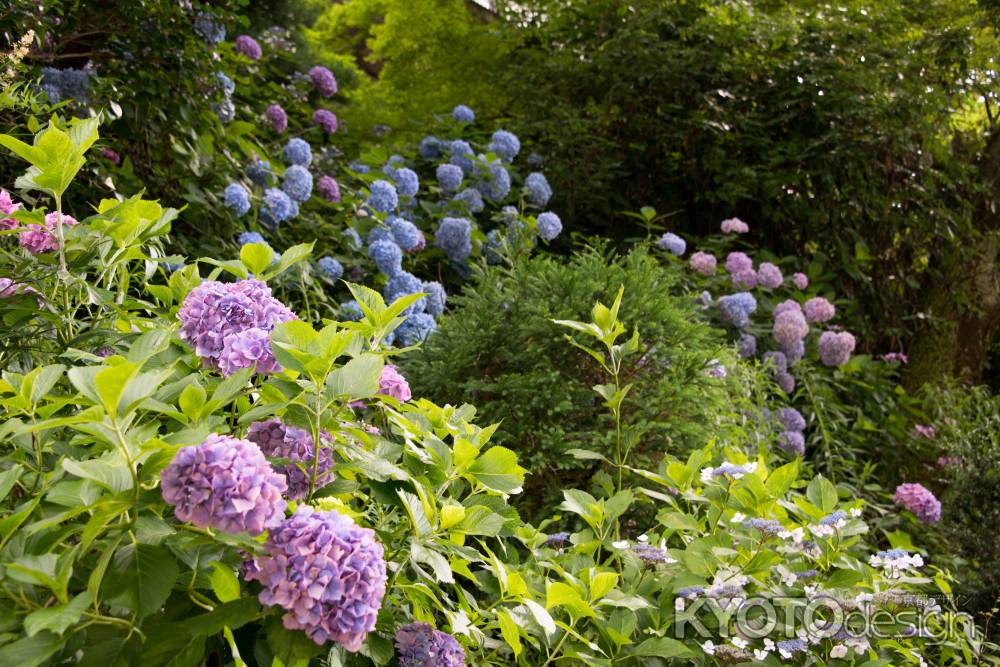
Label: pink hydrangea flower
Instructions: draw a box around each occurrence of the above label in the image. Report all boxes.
[720,217,749,234]
[756,262,783,289]
[883,352,908,364]
[893,483,941,524]
[772,309,809,346]
[731,269,757,289]
[247,419,333,499]
[792,272,809,289]
[803,297,836,323]
[818,331,855,367]
[689,251,717,276]
[19,211,78,254]
[911,424,936,439]
[378,365,411,402]
[725,251,753,275]
[774,299,803,318]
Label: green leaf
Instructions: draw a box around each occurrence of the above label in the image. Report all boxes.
[23,591,92,637]
[0,465,23,503]
[497,609,523,657]
[468,446,525,494]
[765,460,799,497]
[62,456,133,493]
[178,382,206,421]
[240,242,276,275]
[181,598,261,637]
[410,543,454,583]
[325,353,383,401]
[209,562,241,603]
[103,543,178,618]
[632,637,693,658]
[453,506,505,536]
[545,581,595,621]
[806,475,838,513]
[30,364,65,405]
[266,617,323,667]
[589,571,618,601]
[566,448,609,462]
[0,631,63,667]
[263,242,314,279]
[523,599,557,638]
[95,362,140,416]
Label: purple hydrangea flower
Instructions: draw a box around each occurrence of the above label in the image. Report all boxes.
[818,331,855,367]
[525,172,552,207]
[160,433,287,535]
[452,104,475,123]
[219,327,280,376]
[265,104,288,133]
[746,518,784,535]
[731,269,757,289]
[435,217,472,261]
[317,175,341,202]
[235,35,262,60]
[658,232,686,256]
[313,108,338,133]
[777,639,807,658]
[738,333,756,358]
[819,510,847,526]
[717,292,757,328]
[394,167,420,198]
[776,372,796,394]
[782,339,805,364]
[379,365,411,402]
[774,299,802,318]
[756,262,783,289]
[436,164,464,193]
[19,212,79,254]
[368,180,399,213]
[368,239,403,276]
[100,147,121,165]
[545,532,571,548]
[488,129,520,162]
[778,407,806,432]
[690,251,717,275]
[178,279,296,371]
[247,419,333,500]
[246,507,386,650]
[720,217,749,234]
[772,309,809,346]
[792,272,809,289]
[893,483,941,524]
[537,212,562,241]
[762,351,788,373]
[804,297,836,323]
[308,65,338,97]
[395,622,466,667]
[630,543,672,563]
[0,189,21,230]
[725,252,753,275]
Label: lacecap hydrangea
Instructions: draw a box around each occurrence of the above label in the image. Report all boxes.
[160,434,287,535]
[247,419,333,500]
[435,217,472,261]
[245,506,386,650]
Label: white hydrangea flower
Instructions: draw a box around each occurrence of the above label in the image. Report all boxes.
[731,512,747,523]
[702,640,716,656]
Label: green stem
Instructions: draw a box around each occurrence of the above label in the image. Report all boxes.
[541,623,574,667]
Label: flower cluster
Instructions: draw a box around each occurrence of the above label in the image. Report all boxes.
[317,174,340,202]
[452,104,475,123]
[689,251,717,275]
[378,365,412,402]
[893,483,941,524]
[234,34,262,60]
[308,65,338,97]
[19,211,79,255]
[224,183,251,217]
[818,331,855,367]
[395,622,466,667]
[246,419,333,500]
[776,407,807,456]
[160,434,287,535]
[313,108,338,134]
[245,506,387,650]
[716,292,757,328]
[658,232,686,256]
[266,104,288,133]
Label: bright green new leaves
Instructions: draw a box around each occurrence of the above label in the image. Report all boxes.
[0,116,99,200]
[467,446,525,494]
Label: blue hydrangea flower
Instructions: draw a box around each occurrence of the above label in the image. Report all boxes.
[390,217,424,252]
[224,183,251,217]
[396,313,436,345]
[484,229,504,264]
[367,227,394,245]
[536,212,562,241]
[283,138,313,166]
[382,155,405,178]
[477,160,511,202]
[449,140,475,174]
[384,271,427,314]
[738,333,756,358]
[453,188,484,214]
[367,180,399,213]
[452,104,475,123]
[281,165,313,203]
[340,300,364,321]
[247,159,273,187]
[238,231,266,246]
[527,152,544,168]
[436,164,464,193]
[419,135,442,159]
[214,98,235,123]
[716,292,758,329]
[435,218,472,262]
[657,232,686,256]
[317,256,343,281]
[263,188,295,224]
[194,15,226,45]
[215,72,235,96]
[423,281,446,316]
[524,172,552,207]
[394,168,419,198]
[349,161,371,175]
[488,129,520,162]
[368,239,403,276]
[343,228,363,250]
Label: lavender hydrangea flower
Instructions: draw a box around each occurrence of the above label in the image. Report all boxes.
[263,188,295,224]
[524,172,552,207]
[818,331,855,367]
[738,333,756,358]
[793,272,809,289]
[247,419,333,499]
[390,217,424,252]
[772,309,809,346]
[476,160,510,201]
[317,256,343,281]
[776,372,796,394]
[658,232,686,256]
[725,252,753,275]
[717,292,757,328]
[893,483,941,524]
[419,135,442,159]
[100,147,121,165]
[0,189,21,230]
[782,339,805,364]
[214,98,236,123]
[778,407,806,432]
[537,212,562,241]
[282,165,313,202]
[246,507,386,649]
[777,639,807,659]
[160,433,287,535]
[804,297,836,323]
[545,532,571,548]
[448,140,475,173]
[774,299,803,318]
[631,543,672,563]
[215,72,235,96]
[369,239,403,276]
[384,271,427,314]
[488,129,520,162]
[732,269,757,289]
[436,164,464,192]
[19,212,79,255]
[394,168,419,198]
[265,104,288,133]
[746,518,784,535]
[395,622,466,667]
[247,159,273,186]
[283,138,313,166]
[368,227,394,245]
[194,15,226,44]
[423,281,446,316]
[690,251,717,275]
[379,365,411,402]
[720,217,749,234]
[368,180,399,213]
[436,217,472,261]
[235,35,262,59]
[452,104,475,123]
[219,327,280,376]
[762,351,788,373]
[453,187,484,214]
[224,183,251,217]
[308,65,338,97]
[757,262,783,289]
[777,431,805,457]
[317,175,341,202]
[313,108,338,133]
[396,313,436,345]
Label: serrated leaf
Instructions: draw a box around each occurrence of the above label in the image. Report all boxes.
[103,543,178,618]
[23,591,92,637]
[468,446,525,494]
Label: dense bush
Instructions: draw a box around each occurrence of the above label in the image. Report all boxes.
[402,244,740,513]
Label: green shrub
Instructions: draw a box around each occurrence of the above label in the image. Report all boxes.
[402,244,739,513]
